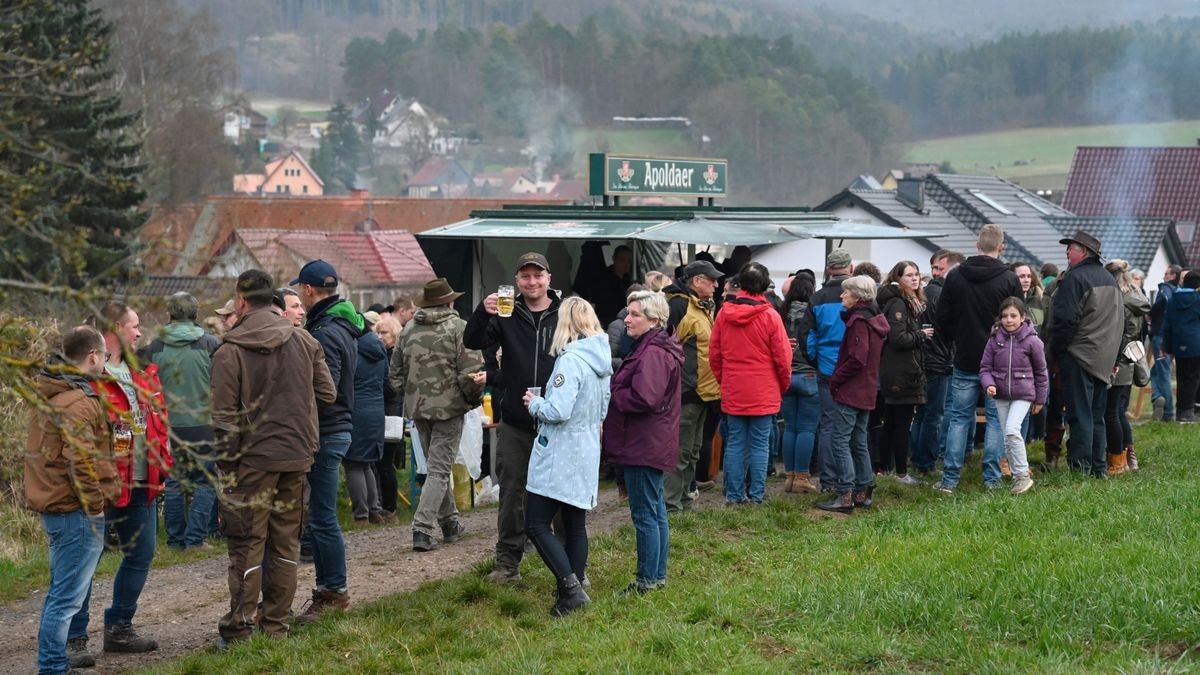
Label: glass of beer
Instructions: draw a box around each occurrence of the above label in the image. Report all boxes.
[497,285,515,317]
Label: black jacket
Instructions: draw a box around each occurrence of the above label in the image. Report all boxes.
[877,283,926,404]
[1050,256,1124,383]
[920,277,954,374]
[347,330,387,463]
[305,295,361,435]
[463,291,562,429]
[935,255,1023,374]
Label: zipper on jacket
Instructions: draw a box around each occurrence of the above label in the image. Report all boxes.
[1006,335,1014,396]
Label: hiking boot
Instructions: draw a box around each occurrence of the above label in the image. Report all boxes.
[413,531,440,552]
[618,580,655,597]
[784,471,796,493]
[185,541,215,553]
[298,545,313,564]
[295,588,350,626]
[793,472,818,493]
[931,481,955,495]
[1011,474,1034,495]
[999,457,1012,478]
[1127,446,1139,472]
[67,637,94,668]
[367,512,387,525]
[695,480,716,492]
[550,574,591,617]
[1106,452,1129,476]
[441,520,465,543]
[1152,396,1165,421]
[816,491,854,514]
[103,623,158,653]
[852,486,874,509]
[486,566,522,585]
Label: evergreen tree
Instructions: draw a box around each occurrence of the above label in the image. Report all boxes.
[311,100,363,193]
[0,0,145,289]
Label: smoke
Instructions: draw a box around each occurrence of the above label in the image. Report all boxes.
[1084,39,1173,129]
[522,88,581,182]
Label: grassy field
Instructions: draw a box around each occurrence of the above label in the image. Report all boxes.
[155,422,1200,673]
[904,120,1200,189]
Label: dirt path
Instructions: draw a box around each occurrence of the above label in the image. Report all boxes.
[0,484,754,673]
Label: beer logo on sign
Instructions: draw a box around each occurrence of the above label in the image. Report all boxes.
[553,374,566,388]
[703,164,718,185]
[617,160,634,183]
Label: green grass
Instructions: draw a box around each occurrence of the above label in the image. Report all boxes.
[155,423,1200,673]
[904,119,1200,189]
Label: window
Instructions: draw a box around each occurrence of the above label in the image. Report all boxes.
[276,185,284,193]
[302,185,308,194]
[1016,193,1052,215]
[967,189,1014,216]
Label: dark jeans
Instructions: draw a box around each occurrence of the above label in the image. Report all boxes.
[40,511,105,674]
[1104,384,1133,455]
[622,465,669,584]
[816,374,837,490]
[72,489,156,635]
[878,403,915,475]
[495,423,536,571]
[1044,363,1068,460]
[164,425,216,549]
[911,371,950,472]
[830,403,873,494]
[1151,335,1175,418]
[1059,355,1108,475]
[525,492,587,582]
[697,401,721,481]
[376,440,402,513]
[1177,357,1200,422]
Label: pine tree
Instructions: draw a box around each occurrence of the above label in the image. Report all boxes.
[0,0,145,289]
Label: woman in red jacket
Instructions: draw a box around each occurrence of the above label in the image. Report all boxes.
[709,263,791,505]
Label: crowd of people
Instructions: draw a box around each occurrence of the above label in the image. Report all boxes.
[24,226,1199,672]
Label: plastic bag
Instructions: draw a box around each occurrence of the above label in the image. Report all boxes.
[457,407,483,480]
[384,416,405,441]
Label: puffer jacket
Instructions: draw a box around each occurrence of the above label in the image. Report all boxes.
[710,291,791,416]
[877,283,926,405]
[140,321,221,428]
[346,329,388,463]
[1049,256,1124,383]
[305,295,362,435]
[25,365,119,515]
[1162,288,1200,357]
[665,282,720,403]
[830,301,890,411]
[1113,288,1151,386]
[526,334,613,511]
[94,360,172,507]
[807,275,851,377]
[391,306,484,422]
[978,319,1049,404]
[603,329,683,472]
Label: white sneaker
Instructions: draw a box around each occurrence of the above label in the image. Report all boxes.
[897,474,921,486]
[1011,475,1034,495]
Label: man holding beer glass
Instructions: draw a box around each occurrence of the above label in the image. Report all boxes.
[464,252,563,584]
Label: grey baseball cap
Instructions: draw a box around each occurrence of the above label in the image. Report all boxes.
[826,248,852,269]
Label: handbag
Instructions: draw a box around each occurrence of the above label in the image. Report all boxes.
[1133,359,1151,388]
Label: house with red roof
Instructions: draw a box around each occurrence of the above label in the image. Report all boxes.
[1063,145,1200,267]
[233,150,324,196]
[405,157,473,198]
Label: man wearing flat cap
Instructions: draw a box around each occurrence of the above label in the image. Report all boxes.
[806,248,855,492]
[390,279,485,552]
[1049,230,1124,477]
[662,260,723,511]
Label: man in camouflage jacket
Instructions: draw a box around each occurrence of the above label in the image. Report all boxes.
[389,279,485,552]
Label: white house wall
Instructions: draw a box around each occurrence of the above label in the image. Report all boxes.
[1146,244,1170,297]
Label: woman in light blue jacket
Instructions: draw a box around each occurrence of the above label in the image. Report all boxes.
[523,296,613,617]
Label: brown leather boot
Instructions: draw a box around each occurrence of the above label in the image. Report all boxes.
[1107,452,1129,476]
[816,491,853,514]
[1126,445,1139,471]
[784,471,796,493]
[793,472,818,493]
[295,588,350,625]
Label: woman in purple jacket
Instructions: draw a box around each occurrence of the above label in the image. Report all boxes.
[602,291,683,595]
[979,297,1048,495]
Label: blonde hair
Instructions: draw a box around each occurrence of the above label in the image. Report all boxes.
[550,296,604,356]
[841,275,877,302]
[977,223,1004,254]
[626,290,669,327]
[643,270,670,292]
[1105,259,1134,294]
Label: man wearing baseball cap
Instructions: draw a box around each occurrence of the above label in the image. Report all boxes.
[464,252,562,584]
[806,248,855,492]
[1050,230,1124,477]
[291,259,363,620]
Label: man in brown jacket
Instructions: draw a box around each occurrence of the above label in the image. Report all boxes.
[26,326,119,672]
[210,269,335,645]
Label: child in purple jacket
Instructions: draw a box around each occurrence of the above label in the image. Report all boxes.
[979,297,1049,494]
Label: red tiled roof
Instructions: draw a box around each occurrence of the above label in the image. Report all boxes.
[139,194,562,275]
[1062,146,1200,264]
[407,157,469,187]
[229,229,433,285]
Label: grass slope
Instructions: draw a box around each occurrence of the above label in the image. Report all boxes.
[904,120,1200,189]
[157,423,1200,673]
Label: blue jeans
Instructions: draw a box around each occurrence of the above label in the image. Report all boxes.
[77,489,158,630]
[1151,335,1174,419]
[723,415,773,503]
[910,371,950,472]
[816,374,838,490]
[1059,355,1108,475]
[39,511,105,675]
[941,369,1003,489]
[309,432,350,591]
[830,403,873,494]
[781,373,820,473]
[623,466,669,584]
[163,426,216,549]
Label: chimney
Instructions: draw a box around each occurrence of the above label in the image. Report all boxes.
[350,188,369,200]
[896,176,925,212]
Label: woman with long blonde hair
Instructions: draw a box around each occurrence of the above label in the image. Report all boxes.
[522,296,612,616]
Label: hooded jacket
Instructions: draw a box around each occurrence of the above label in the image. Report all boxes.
[25,365,119,515]
[978,318,1049,404]
[710,291,792,416]
[920,276,954,375]
[807,275,851,377]
[526,334,613,511]
[782,299,817,375]
[603,328,684,472]
[1113,288,1151,386]
[877,283,927,405]
[346,329,388,463]
[830,301,891,410]
[664,280,720,403]
[463,291,562,429]
[935,255,1023,374]
[1149,281,1177,336]
[1162,287,1200,358]
[211,307,336,472]
[390,306,485,422]
[1050,256,1124,383]
[141,321,221,429]
[93,361,172,507]
[305,294,362,435]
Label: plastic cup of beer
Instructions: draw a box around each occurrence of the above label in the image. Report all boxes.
[527,387,542,398]
[497,285,515,317]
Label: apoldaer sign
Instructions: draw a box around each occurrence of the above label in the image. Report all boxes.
[589,153,728,198]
